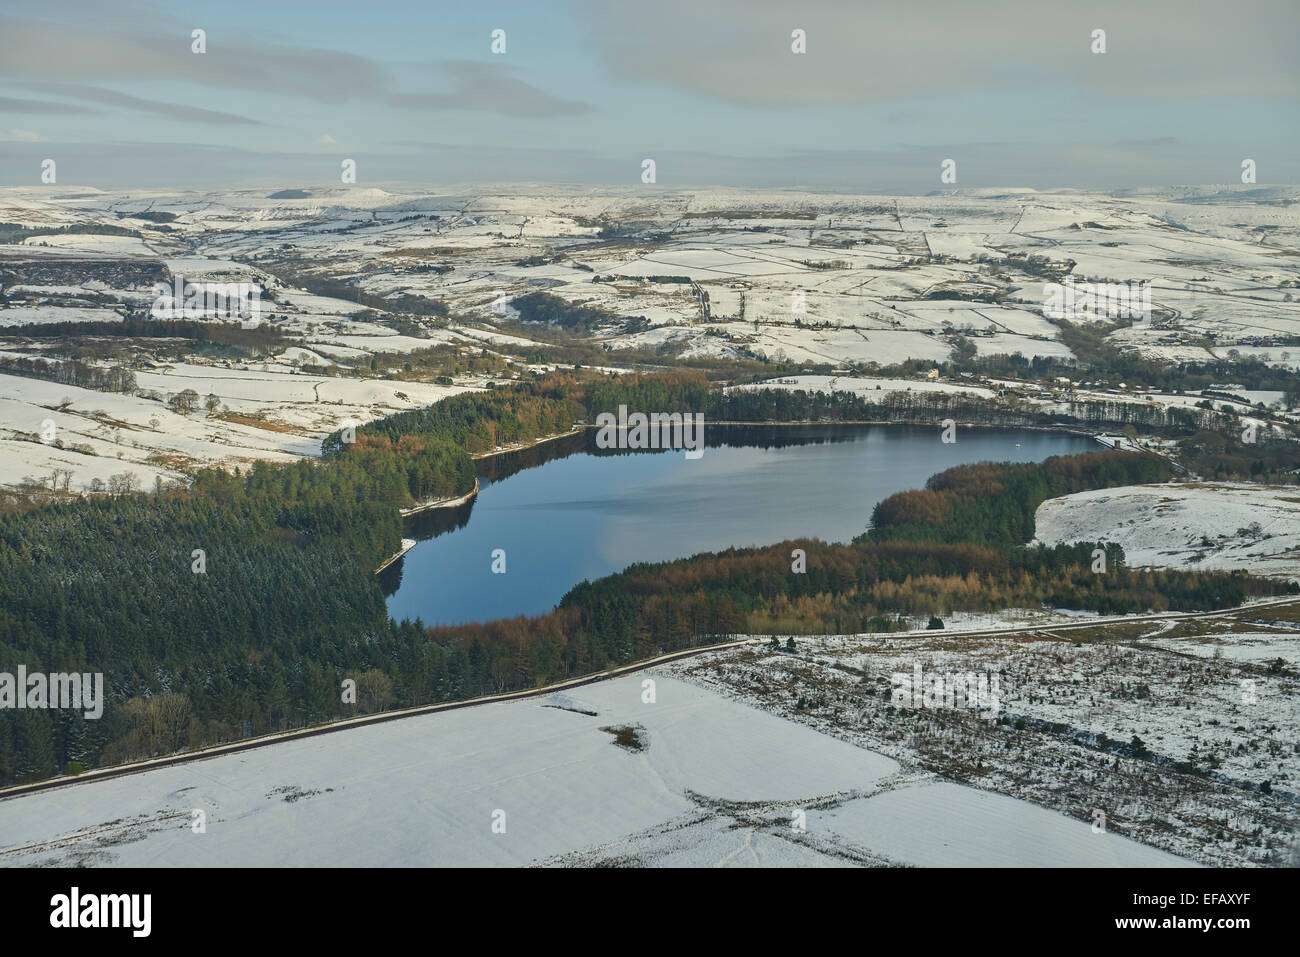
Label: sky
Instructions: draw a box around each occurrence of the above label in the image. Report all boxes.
[1,0,1297,191]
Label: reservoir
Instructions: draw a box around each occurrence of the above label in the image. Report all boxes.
[381,424,1095,626]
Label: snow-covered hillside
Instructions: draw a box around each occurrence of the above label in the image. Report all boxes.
[1034,483,1300,578]
[0,675,1190,868]
[3,183,1299,491]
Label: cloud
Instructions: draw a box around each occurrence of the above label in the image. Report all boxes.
[0,95,95,115]
[390,61,591,117]
[318,135,337,144]
[27,83,263,125]
[0,15,586,125]
[0,128,44,141]
[575,0,1300,106]
[0,14,387,102]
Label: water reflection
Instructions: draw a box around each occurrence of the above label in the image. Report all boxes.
[381,424,1094,625]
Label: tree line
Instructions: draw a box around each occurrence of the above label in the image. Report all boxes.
[1,373,1293,785]
[0,382,578,783]
[425,451,1292,682]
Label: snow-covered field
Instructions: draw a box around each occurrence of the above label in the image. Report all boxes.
[1034,483,1300,578]
[0,365,470,491]
[1140,629,1300,668]
[3,182,1299,488]
[728,373,996,401]
[5,184,1299,369]
[0,674,1190,868]
[662,609,1300,867]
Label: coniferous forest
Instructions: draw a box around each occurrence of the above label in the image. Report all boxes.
[1,374,1291,785]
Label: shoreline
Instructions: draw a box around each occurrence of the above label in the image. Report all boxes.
[468,427,583,462]
[395,427,583,519]
[376,430,582,573]
[699,419,1100,435]
[398,476,480,518]
[375,420,1107,575]
[374,538,417,574]
[585,419,1106,443]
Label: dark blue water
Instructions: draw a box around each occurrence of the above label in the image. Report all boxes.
[381,425,1094,626]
